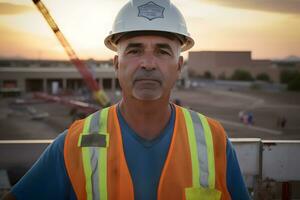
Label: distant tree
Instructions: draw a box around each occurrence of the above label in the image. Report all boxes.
[256,73,271,82]
[203,71,214,79]
[231,69,253,81]
[280,70,300,84]
[287,73,300,91]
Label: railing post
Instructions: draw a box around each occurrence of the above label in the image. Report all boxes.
[282,182,290,200]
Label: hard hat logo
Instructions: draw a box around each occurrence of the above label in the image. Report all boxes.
[138,1,165,21]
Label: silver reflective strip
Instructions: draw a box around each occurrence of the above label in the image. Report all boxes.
[190,110,209,187]
[88,111,101,200]
[90,147,99,200]
[90,111,100,134]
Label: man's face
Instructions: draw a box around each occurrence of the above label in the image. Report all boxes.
[114,35,183,101]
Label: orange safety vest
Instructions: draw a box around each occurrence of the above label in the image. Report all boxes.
[64,104,231,200]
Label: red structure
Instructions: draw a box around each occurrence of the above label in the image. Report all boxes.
[32,0,110,107]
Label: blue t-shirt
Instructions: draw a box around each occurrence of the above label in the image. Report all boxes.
[12,107,250,200]
[117,105,175,200]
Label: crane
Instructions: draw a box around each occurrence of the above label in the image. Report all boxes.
[32,0,110,107]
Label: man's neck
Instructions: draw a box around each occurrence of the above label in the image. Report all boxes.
[119,97,171,140]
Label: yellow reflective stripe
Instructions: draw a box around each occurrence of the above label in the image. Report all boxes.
[81,115,93,200]
[99,107,109,134]
[99,107,109,200]
[185,187,221,200]
[99,147,107,200]
[198,113,215,189]
[77,134,82,147]
[182,108,200,187]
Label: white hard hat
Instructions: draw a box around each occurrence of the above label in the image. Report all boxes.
[104,0,194,52]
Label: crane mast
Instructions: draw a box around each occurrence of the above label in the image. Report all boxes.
[32,0,110,107]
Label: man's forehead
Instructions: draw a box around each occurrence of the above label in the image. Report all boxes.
[117,34,181,50]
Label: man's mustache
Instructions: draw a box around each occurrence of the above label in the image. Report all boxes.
[133,69,163,84]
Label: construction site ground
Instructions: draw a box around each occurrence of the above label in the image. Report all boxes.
[172,87,300,140]
[1,87,299,140]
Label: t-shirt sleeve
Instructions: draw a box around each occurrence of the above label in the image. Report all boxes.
[226,138,251,200]
[11,130,76,200]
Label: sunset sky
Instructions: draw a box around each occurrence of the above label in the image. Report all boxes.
[0,0,299,61]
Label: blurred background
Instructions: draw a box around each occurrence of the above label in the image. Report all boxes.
[0,0,300,199]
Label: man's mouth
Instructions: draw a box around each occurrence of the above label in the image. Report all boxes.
[134,79,161,84]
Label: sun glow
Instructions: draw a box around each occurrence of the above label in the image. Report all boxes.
[0,0,299,60]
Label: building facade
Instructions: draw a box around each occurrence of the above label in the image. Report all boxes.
[188,51,286,82]
[0,60,118,96]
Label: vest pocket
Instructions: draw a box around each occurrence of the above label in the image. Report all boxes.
[185,187,221,200]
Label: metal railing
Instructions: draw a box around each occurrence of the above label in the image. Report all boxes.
[1,138,299,199]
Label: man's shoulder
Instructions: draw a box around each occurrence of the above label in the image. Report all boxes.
[180,107,222,126]
[181,106,227,137]
[64,117,87,148]
[67,119,85,134]
[206,116,225,133]
[65,108,107,140]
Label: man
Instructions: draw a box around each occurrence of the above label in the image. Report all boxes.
[4,0,250,199]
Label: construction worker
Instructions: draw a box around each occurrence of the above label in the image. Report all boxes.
[3,0,250,199]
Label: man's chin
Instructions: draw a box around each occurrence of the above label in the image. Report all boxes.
[132,90,162,101]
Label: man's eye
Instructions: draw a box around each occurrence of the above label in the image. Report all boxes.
[127,49,140,55]
[158,49,171,56]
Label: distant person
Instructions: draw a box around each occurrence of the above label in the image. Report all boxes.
[277,116,287,129]
[281,117,287,128]
[238,110,244,122]
[243,113,249,125]
[247,112,254,125]
[3,0,250,200]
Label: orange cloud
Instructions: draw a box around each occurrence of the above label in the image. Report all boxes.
[201,0,300,15]
[0,24,68,60]
[0,3,34,15]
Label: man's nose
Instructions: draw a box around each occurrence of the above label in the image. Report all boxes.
[140,53,157,71]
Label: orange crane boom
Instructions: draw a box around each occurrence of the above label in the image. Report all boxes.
[32,0,110,107]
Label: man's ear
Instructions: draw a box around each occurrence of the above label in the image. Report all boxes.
[177,56,183,72]
[113,55,119,70]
